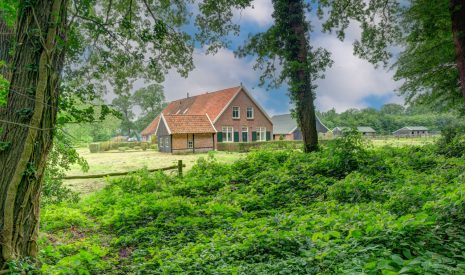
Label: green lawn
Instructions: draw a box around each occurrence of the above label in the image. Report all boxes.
[369,136,438,147]
[65,148,244,195]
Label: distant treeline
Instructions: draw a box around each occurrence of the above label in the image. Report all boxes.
[318,104,463,135]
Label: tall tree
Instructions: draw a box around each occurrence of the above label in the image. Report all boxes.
[0,0,195,267]
[112,93,135,136]
[0,0,69,264]
[450,0,465,102]
[133,83,166,132]
[197,0,332,152]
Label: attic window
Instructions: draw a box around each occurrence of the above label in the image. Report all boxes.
[183,108,189,114]
[175,109,181,115]
[232,106,240,119]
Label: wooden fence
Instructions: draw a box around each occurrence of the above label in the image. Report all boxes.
[63,160,185,179]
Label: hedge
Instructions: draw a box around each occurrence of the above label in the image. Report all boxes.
[216,140,303,152]
[88,141,150,153]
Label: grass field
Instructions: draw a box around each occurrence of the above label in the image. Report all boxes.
[65,137,435,195]
[65,148,244,195]
[370,136,438,147]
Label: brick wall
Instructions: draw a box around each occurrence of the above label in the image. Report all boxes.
[171,133,214,154]
[214,89,272,147]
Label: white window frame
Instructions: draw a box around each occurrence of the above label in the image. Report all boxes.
[256,127,266,142]
[242,127,248,142]
[232,106,240,119]
[246,107,254,119]
[188,140,193,149]
[165,137,169,148]
[222,126,234,142]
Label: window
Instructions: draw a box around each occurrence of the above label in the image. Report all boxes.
[256,127,266,141]
[222,126,233,142]
[242,127,248,142]
[246,107,254,119]
[232,106,240,119]
[160,137,163,148]
[165,137,169,148]
[188,140,193,149]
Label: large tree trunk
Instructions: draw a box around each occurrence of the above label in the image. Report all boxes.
[0,20,13,79]
[450,0,465,102]
[280,0,318,152]
[0,0,68,268]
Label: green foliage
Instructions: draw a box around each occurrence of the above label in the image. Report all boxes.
[318,104,463,134]
[40,136,465,273]
[42,130,88,205]
[316,0,463,110]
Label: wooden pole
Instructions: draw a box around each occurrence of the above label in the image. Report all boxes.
[178,160,183,178]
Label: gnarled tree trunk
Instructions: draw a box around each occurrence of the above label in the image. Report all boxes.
[0,0,68,268]
[279,0,318,152]
[449,0,465,102]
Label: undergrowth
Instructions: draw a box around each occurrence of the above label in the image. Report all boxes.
[39,134,465,274]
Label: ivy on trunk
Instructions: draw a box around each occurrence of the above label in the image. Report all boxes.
[0,0,68,266]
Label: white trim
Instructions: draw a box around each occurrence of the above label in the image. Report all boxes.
[316,116,331,133]
[212,86,274,125]
[246,106,254,119]
[232,106,240,119]
[205,113,217,133]
[213,86,242,124]
[156,113,171,136]
[153,115,161,136]
[241,126,249,142]
[241,86,273,124]
[222,126,234,142]
[289,126,298,134]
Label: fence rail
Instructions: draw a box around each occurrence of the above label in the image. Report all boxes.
[63,160,185,179]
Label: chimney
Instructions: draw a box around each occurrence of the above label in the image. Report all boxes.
[187,92,190,98]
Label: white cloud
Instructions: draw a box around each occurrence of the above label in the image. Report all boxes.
[161,47,261,101]
[313,23,402,112]
[235,0,273,27]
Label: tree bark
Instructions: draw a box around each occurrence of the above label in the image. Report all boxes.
[450,0,465,102]
[281,0,318,152]
[0,0,68,267]
[0,20,13,80]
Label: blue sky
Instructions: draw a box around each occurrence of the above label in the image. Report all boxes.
[158,0,403,116]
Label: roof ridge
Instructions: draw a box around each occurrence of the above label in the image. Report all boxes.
[169,86,241,102]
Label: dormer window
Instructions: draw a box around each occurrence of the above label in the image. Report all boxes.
[246,107,254,119]
[232,106,240,119]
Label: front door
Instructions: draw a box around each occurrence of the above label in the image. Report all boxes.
[242,127,248,142]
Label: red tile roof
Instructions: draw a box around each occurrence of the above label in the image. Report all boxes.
[141,114,160,136]
[142,86,241,135]
[163,86,241,120]
[163,115,216,134]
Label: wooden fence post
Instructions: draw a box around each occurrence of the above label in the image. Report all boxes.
[178,160,183,178]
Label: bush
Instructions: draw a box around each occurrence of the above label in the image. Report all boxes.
[118,147,128,152]
[41,138,465,274]
[141,142,149,151]
[89,143,100,153]
[150,144,158,150]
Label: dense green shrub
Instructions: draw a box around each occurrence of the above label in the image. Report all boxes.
[88,143,99,153]
[41,137,465,274]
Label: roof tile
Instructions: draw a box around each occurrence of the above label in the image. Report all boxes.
[163,115,216,134]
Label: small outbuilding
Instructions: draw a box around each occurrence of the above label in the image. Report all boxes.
[357,126,376,137]
[393,126,429,137]
[332,126,376,137]
[272,114,330,140]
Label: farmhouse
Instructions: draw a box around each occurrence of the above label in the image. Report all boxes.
[142,85,273,153]
[393,126,429,137]
[333,126,377,137]
[271,114,330,140]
